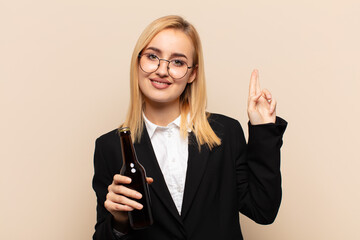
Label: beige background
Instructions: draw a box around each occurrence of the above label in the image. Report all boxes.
[1,0,359,239]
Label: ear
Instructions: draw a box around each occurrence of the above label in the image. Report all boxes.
[187,65,198,84]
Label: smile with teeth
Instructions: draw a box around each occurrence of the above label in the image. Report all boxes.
[151,80,171,85]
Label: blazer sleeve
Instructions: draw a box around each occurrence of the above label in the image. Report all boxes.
[235,116,287,224]
[92,137,119,240]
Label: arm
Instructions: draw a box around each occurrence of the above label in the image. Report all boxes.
[235,117,287,224]
[236,69,287,224]
[92,138,119,240]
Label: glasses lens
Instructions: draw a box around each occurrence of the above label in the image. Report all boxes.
[168,60,188,79]
[139,54,159,73]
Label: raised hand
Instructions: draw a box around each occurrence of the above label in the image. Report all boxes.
[247,69,276,125]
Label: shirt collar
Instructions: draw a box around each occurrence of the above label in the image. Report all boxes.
[143,113,190,139]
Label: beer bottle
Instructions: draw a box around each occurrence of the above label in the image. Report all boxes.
[119,127,153,229]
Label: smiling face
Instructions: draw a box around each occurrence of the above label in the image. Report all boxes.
[138,28,197,108]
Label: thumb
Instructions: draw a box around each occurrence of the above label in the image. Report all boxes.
[146,177,154,184]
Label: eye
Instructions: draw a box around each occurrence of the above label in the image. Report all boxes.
[171,59,186,67]
[145,53,158,61]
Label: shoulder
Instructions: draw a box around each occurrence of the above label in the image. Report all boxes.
[95,128,120,149]
[207,112,242,129]
[207,112,244,139]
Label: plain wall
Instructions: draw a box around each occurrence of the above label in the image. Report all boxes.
[1,0,359,239]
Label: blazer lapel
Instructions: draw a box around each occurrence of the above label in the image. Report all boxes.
[134,127,184,227]
[181,132,210,219]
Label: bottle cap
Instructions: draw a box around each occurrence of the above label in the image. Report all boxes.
[119,127,130,133]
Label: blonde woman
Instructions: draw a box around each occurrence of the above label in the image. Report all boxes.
[92,15,287,240]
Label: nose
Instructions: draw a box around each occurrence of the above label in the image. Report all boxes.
[156,59,170,77]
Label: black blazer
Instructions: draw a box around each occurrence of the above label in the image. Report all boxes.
[92,113,287,240]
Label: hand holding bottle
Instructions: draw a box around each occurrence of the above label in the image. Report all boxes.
[105,174,153,231]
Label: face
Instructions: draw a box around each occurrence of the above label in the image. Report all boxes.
[138,28,197,107]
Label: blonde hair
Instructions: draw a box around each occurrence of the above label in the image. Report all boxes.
[121,15,221,150]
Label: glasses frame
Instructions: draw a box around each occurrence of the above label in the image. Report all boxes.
[138,53,194,80]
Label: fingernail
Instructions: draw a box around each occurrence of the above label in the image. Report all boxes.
[137,204,143,209]
[136,193,142,199]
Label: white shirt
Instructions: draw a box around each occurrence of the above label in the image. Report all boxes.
[143,113,190,214]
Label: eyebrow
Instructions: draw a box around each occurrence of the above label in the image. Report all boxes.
[144,47,188,60]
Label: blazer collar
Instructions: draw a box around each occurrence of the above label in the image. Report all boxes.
[181,132,210,219]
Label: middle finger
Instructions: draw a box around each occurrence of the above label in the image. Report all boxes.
[111,184,142,200]
[108,192,143,210]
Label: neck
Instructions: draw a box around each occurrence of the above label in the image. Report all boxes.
[143,99,181,126]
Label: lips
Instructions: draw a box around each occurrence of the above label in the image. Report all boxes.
[151,80,171,85]
[150,78,172,89]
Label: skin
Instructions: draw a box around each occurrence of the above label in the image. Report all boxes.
[105,29,277,233]
[137,28,197,126]
[247,69,277,125]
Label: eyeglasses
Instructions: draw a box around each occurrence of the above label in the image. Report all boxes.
[138,53,194,79]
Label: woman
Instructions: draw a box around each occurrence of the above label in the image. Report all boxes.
[92,15,287,240]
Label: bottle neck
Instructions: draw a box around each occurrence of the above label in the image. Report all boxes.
[119,131,138,165]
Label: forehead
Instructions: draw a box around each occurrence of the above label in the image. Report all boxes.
[145,28,194,58]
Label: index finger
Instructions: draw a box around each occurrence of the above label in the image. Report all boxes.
[113,174,132,185]
[249,69,259,96]
[255,69,261,94]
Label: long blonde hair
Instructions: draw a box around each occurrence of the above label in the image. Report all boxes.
[121,15,221,150]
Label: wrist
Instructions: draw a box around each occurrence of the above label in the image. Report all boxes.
[112,213,130,233]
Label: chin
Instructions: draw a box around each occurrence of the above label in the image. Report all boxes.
[145,96,179,105]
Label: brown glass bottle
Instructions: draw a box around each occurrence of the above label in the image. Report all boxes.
[119,127,153,230]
